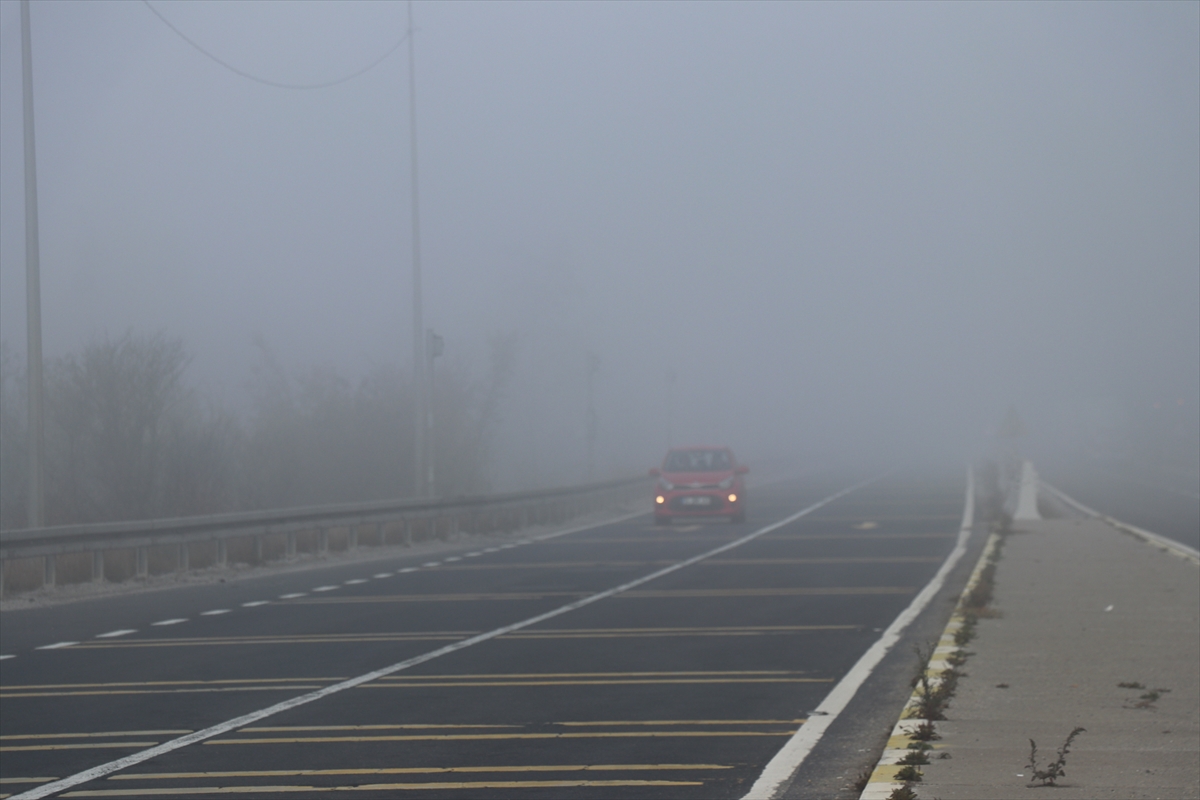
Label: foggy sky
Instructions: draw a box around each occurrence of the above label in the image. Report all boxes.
[2,1,1197,486]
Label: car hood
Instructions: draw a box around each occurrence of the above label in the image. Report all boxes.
[660,470,735,487]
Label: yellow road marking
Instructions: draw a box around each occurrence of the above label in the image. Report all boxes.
[112,764,732,780]
[242,724,518,732]
[0,778,57,784]
[622,587,916,597]
[359,678,830,687]
[1,678,341,691]
[375,670,804,678]
[703,557,939,564]
[67,625,858,649]
[287,587,916,604]
[64,780,703,796]
[554,719,806,726]
[0,731,190,740]
[1,742,160,752]
[2,686,324,699]
[206,731,796,745]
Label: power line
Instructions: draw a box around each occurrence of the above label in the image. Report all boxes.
[142,0,408,90]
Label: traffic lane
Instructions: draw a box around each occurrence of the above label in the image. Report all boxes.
[37,475,964,798]
[0,489,854,786]
[1044,464,1200,551]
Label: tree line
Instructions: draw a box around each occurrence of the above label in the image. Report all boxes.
[0,332,516,530]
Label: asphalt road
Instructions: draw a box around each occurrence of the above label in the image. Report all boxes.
[1041,460,1200,552]
[1,471,972,800]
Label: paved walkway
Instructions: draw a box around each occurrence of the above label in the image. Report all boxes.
[882,514,1199,799]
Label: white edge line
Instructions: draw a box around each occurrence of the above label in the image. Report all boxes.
[742,466,975,800]
[10,480,870,800]
[1040,479,1200,564]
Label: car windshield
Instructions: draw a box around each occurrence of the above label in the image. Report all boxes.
[663,449,731,472]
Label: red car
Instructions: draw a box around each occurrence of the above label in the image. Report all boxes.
[650,446,748,524]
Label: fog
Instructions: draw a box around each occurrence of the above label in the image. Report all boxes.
[2,1,1197,504]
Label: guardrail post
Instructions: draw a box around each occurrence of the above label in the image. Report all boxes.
[216,539,227,567]
[319,529,328,555]
[136,547,148,577]
[43,555,56,587]
[286,532,296,558]
[93,550,105,582]
[177,544,188,572]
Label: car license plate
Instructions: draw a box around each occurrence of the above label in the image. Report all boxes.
[681,496,711,505]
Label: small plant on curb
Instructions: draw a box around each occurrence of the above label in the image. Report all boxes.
[953,612,977,646]
[887,783,920,800]
[1117,681,1144,689]
[1026,727,1085,786]
[852,766,872,792]
[894,764,923,782]
[906,740,933,751]
[904,721,940,741]
[897,750,930,766]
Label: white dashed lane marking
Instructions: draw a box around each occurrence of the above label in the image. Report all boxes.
[344,579,368,585]
[312,586,339,593]
[0,654,14,660]
[421,562,440,568]
[200,609,231,616]
[151,619,187,627]
[242,601,270,608]
[95,630,136,639]
[279,593,306,599]
[444,557,462,563]
[399,567,418,573]
[36,642,79,650]
[373,573,393,579]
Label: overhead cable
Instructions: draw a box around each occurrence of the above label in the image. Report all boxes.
[142,0,408,89]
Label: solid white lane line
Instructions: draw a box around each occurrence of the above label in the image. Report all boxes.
[344,579,368,585]
[372,573,393,579]
[12,482,866,800]
[742,468,975,800]
[242,601,270,608]
[94,630,136,639]
[312,586,339,592]
[200,610,230,616]
[36,642,78,650]
[150,619,187,627]
[279,593,306,599]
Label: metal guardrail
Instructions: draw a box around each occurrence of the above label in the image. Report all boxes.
[0,476,651,597]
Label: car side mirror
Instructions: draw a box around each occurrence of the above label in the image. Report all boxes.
[735,465,749,474]
[648,468,661,477]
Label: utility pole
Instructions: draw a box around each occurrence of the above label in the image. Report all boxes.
[407,0,426,497]
[585,352,600,481]
[665,368,676,449]
[425,328,443,496]
[21,0,45,528]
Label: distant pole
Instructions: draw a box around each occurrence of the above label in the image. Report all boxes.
[407,0,426,497]
[21,0,45,528]
[586,352,600,481]
[665,369,676,449]
[426,329,443,496]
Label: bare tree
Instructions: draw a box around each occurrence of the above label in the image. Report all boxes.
[46,332,190,523]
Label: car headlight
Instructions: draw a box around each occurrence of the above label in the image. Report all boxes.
[658,478,675,491]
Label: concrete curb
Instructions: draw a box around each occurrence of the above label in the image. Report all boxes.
[858,530,1003,799]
